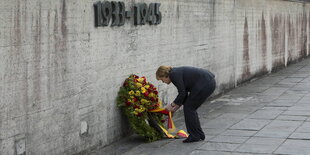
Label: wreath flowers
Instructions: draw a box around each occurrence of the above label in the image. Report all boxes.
[116,74,165,142]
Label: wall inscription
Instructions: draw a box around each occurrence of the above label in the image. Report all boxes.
[94,1,162,27]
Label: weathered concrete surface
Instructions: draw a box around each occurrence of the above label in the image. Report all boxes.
[94,57,310,155]
[1,0,310,154]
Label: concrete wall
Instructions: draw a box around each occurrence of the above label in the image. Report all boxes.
[0,0,309,154]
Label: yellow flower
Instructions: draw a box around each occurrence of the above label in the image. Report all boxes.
[127,99,132,103]
[135,107,146,113]
[141,99,149,104]
[133,111,138,115]
[137,78,144,83]
[140,107,146,112]
[130,96,134,99]
[135,91,141,96]
[145,85,150,89]
[136,83,142,88]
[141,87,146,93]
[149,93,155,98]
[129,90,135,95]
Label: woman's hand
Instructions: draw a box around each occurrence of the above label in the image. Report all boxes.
[165,102,181,112]
[164,103,174,112]
[171,104,181,112]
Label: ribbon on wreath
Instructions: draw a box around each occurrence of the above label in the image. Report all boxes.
[149,107,188,139]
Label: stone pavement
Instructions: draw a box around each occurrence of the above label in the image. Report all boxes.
[96,58,310,155]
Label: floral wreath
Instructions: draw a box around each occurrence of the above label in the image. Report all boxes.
[116,74,188,142]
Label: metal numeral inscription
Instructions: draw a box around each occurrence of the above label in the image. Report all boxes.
[94,1,161,27]
[134,3,161,25]
[94,1,125,27]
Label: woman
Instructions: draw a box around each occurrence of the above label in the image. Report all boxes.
[156,66,216,143]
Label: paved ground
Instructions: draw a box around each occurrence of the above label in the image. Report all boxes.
[97,58,310,155]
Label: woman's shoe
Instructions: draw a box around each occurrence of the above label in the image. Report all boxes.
[182,137,201,143]
[200,135,205,140]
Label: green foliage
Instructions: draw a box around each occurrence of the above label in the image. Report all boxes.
[116,74,165,142]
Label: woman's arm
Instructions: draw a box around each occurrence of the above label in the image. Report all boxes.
[170,71,187,106]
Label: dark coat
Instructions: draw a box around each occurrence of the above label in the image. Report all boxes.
[169,66,215,106]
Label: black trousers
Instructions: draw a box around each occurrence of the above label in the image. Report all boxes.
[183,78,216,139]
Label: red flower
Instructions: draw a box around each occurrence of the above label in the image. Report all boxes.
[155,103,159,107]
[134,105,139,109]
[154,90,158,95]
[141,76,146,83]
[143,92,149,97]
[137,113,142,117]
[123,81,128,87]
[133,97,137,102]
[126,102,132,106]
[150,97,155,102]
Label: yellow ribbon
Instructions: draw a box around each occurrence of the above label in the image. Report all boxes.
[148,107,185,139]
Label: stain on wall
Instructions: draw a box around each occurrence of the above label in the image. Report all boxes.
[54,0,68,84]
[301,12,307,57]
[261,13,268,73]
[270,14,286,69]
[242,16,251,81]
[32,2,42,111]
[309,12,310,55]
[287,15,294,62]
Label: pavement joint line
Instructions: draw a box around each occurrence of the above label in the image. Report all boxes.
[272,138,289,154]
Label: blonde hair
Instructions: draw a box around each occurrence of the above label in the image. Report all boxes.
[156,66,172,80]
